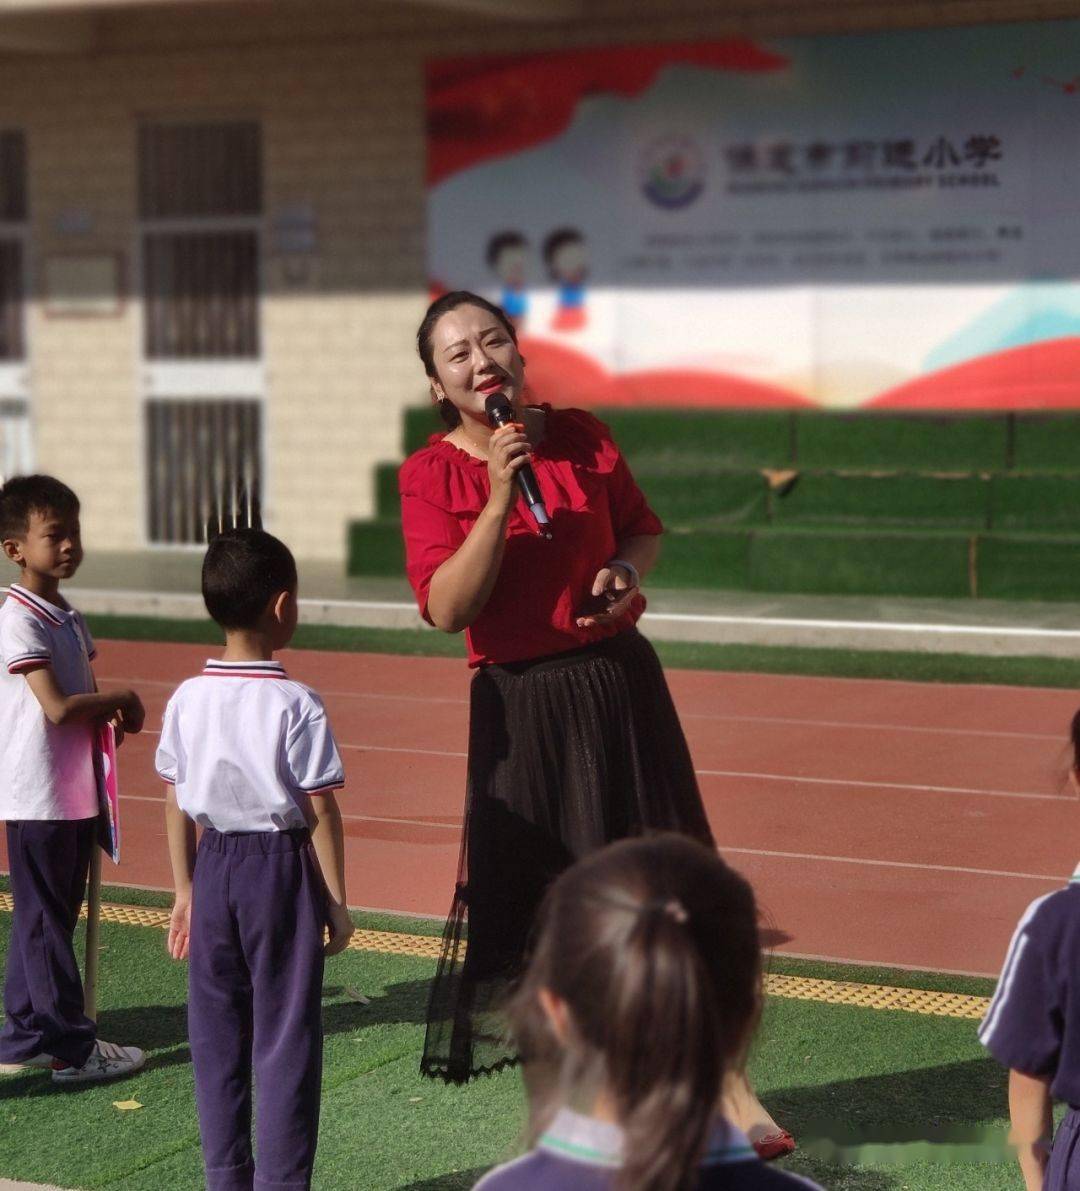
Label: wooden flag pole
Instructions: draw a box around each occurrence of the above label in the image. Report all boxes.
[83,846,102,1022]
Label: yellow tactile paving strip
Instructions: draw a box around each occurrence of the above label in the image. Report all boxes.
[763,972,990,1020]
[0,892,992,1018]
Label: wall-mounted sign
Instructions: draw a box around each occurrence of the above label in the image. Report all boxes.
[427,27,1080,409]
[43,253,123,318]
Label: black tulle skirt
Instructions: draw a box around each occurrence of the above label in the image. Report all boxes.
[419,628,715,1083]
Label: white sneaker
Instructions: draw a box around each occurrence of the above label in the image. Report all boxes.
[0,1052,54,1074]
[51,1039,145,1084]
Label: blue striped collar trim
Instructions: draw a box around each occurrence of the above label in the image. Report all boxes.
[203,659,287,679]
[538,1109,757,1169]
[5,584,68,627]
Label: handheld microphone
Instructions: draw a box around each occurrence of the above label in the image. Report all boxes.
[485,393,552,536]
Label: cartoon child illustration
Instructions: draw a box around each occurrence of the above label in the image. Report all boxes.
[485,231,530,325]
[543,227,588,332]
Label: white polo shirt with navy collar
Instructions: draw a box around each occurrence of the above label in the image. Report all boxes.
[0,583,99,821]
[155,658,345,834]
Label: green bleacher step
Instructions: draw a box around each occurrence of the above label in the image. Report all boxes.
[637,471,769,526]
[1011,414,1080,473]
[794,413,1008,472]
[774,473,988,528]
[989,475,1080,532]
[596,410,793,470]
[347,520,406,578]
[654,527,972,597]
[375,462,401,518]
[977,534,1080,601]
[402,406,796,470]
[748,528,972,598]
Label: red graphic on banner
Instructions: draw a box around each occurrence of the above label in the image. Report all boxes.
[519,338,811,409]
[426,41,788,186]
[871,337,1080,408]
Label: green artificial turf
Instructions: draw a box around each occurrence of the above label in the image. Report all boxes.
[84,611,1080,690]
[793,413,1009,472]
[0,911,1021,1190]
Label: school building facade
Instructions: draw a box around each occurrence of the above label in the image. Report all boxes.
[0,0,1075,565]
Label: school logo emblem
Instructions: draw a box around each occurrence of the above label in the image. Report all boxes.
[640,136,706,209]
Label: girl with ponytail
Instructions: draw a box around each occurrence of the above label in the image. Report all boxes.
[476,835,819,1191]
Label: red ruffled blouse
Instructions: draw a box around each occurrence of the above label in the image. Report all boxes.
[399,406,663,667]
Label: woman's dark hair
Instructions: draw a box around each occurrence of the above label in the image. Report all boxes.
[416,290,520,431]
[1071,709,1080,770]
[508,834,762,1191]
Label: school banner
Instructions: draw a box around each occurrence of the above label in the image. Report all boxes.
[426,25,1080,409]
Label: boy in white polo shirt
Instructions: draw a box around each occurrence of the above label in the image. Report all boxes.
[158,528,353,1191]
[0,475,146,1083]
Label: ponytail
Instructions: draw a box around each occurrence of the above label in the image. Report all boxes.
[610,904,723,1191]
[509,836,761,1191]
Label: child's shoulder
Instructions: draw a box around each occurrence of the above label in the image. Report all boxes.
[1017,880,1080,936]
[473,1151,599,1190]
[0,588,40,624]
[277,677,327,714]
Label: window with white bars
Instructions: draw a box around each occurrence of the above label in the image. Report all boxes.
[0,131,27,223]
[145,399,261,545]
[139,121,263,543]
[139,121,261,360]
[0,130,30,481]
[138,122,261,220]
[143,230,258,358]
[0,130,27,363]
[0,238,23,362]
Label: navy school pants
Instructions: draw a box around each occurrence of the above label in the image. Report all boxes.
[189,827,327,1191]
[0,817,97,1067]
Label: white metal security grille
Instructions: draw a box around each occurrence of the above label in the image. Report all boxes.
[0,130,31,481]
[138,120,264,542]
[145,399,261,545]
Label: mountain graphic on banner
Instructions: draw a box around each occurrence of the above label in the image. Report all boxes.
[924,285,1080,373]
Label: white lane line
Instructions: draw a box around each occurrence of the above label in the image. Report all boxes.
[122,735,1062,801]
[340,743,470,758]
[720,845,1062,883]
[695,769,1073,803]
[98,675,1065,741]
[99,675,470,706]
[118,795,460,832]
[681,712,1062,741]
[643,610,1080,640]
[113,796,1065,881]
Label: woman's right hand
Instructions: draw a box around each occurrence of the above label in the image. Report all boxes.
[487,422,533,512]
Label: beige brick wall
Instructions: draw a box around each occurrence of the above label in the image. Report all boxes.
[0,0,1076,562]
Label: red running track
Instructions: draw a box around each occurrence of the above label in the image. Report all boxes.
[4,638,1078,978]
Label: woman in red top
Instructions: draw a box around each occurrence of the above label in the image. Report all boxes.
[400,292,791,1155]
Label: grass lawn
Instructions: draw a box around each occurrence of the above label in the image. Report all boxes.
[0,911,1021,1191]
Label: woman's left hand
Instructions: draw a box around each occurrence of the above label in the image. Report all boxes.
[575,563,639,628]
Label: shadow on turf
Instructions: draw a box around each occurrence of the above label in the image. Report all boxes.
[0,989,398,1101]
[769,1055,1009,1134]
[396,1171,490,1190]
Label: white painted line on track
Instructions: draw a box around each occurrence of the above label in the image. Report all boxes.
[99,674,1067,740]
[720,845,1062,883]
[681,712,1062,741]
[112,794,1067,881]
[695,769,1074,802]
[121,734,1065,802]
[642,610,1080,640]
[340,742,470,759]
